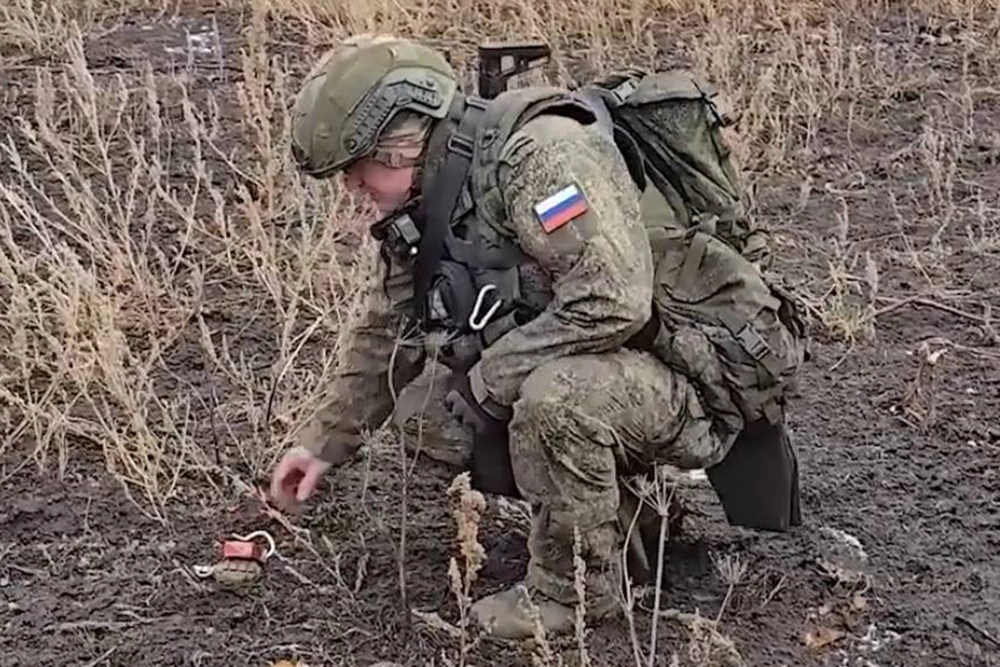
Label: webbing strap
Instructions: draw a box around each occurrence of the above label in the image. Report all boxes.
[647,227,670,260]
[412,96,488,322]
[678,231,710,289]
[718,309,785,381]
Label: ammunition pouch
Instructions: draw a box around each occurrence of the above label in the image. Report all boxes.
[706,415,802,532]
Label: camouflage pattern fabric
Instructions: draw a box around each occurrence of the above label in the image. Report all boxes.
[509,348,727,604]
[469,113,653,405]
[462,113,731,606]
[296,88,737,612]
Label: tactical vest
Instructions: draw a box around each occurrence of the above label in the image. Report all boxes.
[402,86,602,372]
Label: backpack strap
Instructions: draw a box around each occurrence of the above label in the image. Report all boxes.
[413,87,596,322]
[469,86,598,237]
[412,93,489,322]
[677,217,718,288]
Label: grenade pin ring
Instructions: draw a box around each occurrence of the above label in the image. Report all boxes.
[230,530,277,560]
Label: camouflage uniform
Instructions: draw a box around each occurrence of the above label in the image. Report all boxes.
[286,35,781,639]
[296,106,729,629]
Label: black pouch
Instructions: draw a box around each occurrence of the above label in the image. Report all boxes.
[706,417,802,532]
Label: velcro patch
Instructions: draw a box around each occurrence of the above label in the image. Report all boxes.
[533,183,588,233]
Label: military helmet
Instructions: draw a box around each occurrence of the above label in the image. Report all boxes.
[291,36,459,178]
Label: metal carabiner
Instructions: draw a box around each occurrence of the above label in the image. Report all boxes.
[469,284,502,331]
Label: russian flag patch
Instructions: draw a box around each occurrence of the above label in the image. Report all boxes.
[532,183,589,233]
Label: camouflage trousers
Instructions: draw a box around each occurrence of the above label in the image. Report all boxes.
[392,349,730,607]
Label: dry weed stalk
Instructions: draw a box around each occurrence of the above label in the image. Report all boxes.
[900,340,949,430]
[629,466,679,667]
[919,119,960,252]
[573,525,591,667]
[662,554,748,666]
[663,608,746,667]
[522,588,560,667]
[447,472,487,666]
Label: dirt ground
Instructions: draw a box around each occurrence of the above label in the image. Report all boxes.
[2,3,1000,667]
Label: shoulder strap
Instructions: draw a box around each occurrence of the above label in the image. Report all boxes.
[412,94,488,322]
[573,85,648,190]
[412,87,596,321]
[469,86,598,236]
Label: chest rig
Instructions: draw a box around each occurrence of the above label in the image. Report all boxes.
[371,86,600,371]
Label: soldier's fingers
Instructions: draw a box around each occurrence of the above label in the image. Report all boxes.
[296,461,325,502]
[270,456,291,501]
[271,453,305,501]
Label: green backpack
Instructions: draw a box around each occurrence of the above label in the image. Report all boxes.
[580,69,810,430]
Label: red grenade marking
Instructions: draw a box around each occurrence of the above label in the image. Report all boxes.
[222,539,263,562]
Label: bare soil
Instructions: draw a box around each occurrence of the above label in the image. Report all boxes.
[2,4,1000,667]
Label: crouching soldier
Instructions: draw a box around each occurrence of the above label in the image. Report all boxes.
[270,34,806,639]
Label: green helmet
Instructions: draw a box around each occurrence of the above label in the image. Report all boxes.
[291,37,459,178]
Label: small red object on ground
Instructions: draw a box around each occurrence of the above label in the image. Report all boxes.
[192,530,277,584]
[222,539,266,563]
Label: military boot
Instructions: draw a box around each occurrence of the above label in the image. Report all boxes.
[470,582,619,639]
[472,519,623,639]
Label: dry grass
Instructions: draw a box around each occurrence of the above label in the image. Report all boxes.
[2,0,996,521]
[2,0,1000,662]
[1,3,377,521]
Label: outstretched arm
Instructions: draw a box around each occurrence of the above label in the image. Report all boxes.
[297,247,426,465]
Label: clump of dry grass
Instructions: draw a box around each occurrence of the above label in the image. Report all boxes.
[0,5,371,519]
[447,471,487,665]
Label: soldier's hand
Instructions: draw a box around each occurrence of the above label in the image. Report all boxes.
[270,445,331,510]
[444,374,520,498]
[444,380,502,436]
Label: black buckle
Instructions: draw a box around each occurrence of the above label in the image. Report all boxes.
[736,323,771,361]
[447,132,475,159]
[611,78,637,104]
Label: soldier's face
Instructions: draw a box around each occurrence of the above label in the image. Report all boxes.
[342,157,416,214]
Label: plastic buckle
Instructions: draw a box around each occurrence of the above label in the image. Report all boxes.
[466,96,490,111]
[611,78,638,105]
[736,323,771,361]
[388,212,421,257]
[447,132,475,159]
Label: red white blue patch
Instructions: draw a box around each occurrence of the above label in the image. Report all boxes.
[533,183,588,233]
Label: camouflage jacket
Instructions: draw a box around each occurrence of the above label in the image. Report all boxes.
[297,109,653,464]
